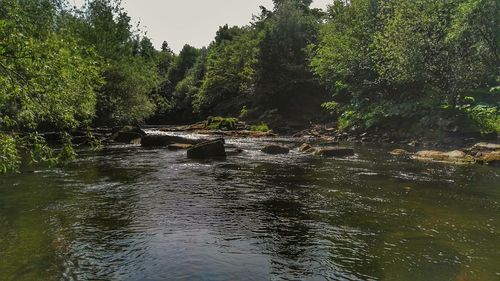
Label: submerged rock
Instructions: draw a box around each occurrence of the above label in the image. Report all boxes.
[390,149,410,156]
[412,150,475,164]
[314,147,354,158]
[187,139,226,159]
[261,145,290,155]
[111,126,146,144]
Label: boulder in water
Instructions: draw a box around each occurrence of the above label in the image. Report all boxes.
[168,143,193,150]
[464,142,500,166]
[261,145,290,155]
[412,150,474,164]
[314,147,354,157]
[111,126,146,144]
[469,142,500,152]
[187,139,226,159]
[390,149,410,156]
[476,151,500,166]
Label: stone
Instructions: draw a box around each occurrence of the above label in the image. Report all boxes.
[187,139,226,159]
[477,151,500,166]
[390,149,410,156]
[168,143,192,150]
[261,145,290,155]
[111,126,146,144]
[469,142,500,152]
[314,147,354,157]
[412,150,475,164]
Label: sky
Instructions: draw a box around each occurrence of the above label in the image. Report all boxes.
[70,0,331,52]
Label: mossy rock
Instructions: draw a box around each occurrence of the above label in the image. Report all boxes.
[206,117,239,131]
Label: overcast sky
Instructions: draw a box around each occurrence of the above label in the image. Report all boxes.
[70,0,331,52]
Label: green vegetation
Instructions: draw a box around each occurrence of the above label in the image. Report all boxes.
[251,123,271,133]
[310,0,499,135]
[1,0,498,172]
[206,117,239,130]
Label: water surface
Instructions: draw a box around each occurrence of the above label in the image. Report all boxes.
[1,132,499,280]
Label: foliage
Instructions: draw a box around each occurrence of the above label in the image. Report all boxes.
[310,0,499,133]
[0,0,102,131]
[254,0,326,116]
[194,26,258,117]
[0,134,20,173]
[206,116,239,130]
[72,0,161,126]
[250,123,271,132]
[239,106,249,119]
[0,0,104,172]
[455,87,500,133]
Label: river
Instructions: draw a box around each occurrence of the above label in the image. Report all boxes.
[1,131,499,281]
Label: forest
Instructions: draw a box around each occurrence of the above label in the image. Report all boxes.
[0,0,498,172]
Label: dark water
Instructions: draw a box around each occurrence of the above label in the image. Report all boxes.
[1,131,499,281]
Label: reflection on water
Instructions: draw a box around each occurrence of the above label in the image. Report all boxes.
[1,133,499,281]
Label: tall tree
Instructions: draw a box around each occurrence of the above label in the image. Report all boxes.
[254,0,327,121]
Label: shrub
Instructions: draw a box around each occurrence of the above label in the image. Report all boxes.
[251,123,270,132]
[206,116,239,130]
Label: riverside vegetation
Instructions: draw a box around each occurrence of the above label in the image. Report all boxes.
[1,0,499,172]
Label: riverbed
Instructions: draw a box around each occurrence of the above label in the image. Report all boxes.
[1,131,499,280]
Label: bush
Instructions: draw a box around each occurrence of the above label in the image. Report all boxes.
[0,134,20,173]
[206,117,239,130]
[251,123,270,132]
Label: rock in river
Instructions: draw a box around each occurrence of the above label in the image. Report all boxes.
[390,149,410,156]
[261,145,290,155]
[467,143,500,166]
[111,126,146,144]
[168,143,193,150]
[412,150,475,164]
[314,147,354,157]
[187,139,226,159]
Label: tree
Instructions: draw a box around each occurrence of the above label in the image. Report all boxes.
[0,0,102,172]
[72,0,161,125]
[253,0,327,122]
[310,0,499,133]
[194,25,258,117]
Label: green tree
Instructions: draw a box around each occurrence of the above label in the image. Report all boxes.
[254,0,327,122]
[0,0,102,172]
[194,25,258,117]
[311,0,499,133]
[72,0,161,125]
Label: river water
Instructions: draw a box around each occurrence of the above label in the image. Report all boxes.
[1,131,499,281]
